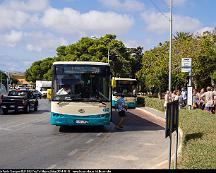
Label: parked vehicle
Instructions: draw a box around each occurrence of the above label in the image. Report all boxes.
[36,80,52,98]
[0,84,7,105]
[1,89,38,114]
[33,90,42,99]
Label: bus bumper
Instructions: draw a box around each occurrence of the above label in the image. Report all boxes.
[112,100,116,107]
[127,102,136,108]
[50,112,111,126]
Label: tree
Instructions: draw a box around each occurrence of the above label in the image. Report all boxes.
[25,34,142,82]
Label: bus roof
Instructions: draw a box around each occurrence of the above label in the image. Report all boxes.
[53,61,109,66]
[113,77,137,81]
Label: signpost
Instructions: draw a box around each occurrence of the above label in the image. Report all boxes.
[181,58,192,109]
[165,100,179,169]
[181,58,192,73]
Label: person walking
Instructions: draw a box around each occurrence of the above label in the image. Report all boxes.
[115,94,127,130]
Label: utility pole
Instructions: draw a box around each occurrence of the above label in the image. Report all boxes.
[168,0,173,91]
[107,47,110,64]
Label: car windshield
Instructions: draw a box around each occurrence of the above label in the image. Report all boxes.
[53,65,110,102]
[9,90,27,96]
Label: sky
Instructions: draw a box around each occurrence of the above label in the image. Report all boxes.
[0,0,215,72]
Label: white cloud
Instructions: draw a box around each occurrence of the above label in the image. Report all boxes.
[2,0,49,12]
[99,0,145,11]
[0,30,23,47]
[0,0,46,31]
[41,8,134,35]
[141,11,202,35]
[195,27,215,35]
[25,32,68,52]
[124,40,141,48]
[4,30,23,47]
[0,8,30,30]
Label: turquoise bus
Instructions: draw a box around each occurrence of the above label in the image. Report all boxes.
[50,61,112,126]
[111,77,137,108]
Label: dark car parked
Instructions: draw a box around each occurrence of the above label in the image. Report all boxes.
[1,89,38,114]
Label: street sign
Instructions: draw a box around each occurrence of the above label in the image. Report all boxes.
[181,58,192,68]
[181,58,192,73]
[165,100,179,138]
[181,67,191,73]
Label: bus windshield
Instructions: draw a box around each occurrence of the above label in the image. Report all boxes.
[113,80,137,97]
[53,65,110,102]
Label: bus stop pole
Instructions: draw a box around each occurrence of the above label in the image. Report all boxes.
[174,128,178,169]
[168,132,172,169]
[174,104,179,169]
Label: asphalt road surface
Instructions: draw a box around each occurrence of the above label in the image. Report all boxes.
[0,99,169,169]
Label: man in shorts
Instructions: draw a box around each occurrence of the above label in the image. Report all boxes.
[115,94,127,129]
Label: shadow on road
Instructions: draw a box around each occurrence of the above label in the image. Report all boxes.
[112,110,164,132]
[58,109,164,133]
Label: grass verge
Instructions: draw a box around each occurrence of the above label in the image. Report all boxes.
[144,96,216,169]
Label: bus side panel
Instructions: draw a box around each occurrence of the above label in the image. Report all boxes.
[50,102,111,126]
[112,96,137,108]
[125,97,137,108]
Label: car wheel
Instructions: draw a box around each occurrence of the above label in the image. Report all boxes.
[24,104,30,113]
[15,108,19,113]
[2,108,8,115]
[34,105,38,111]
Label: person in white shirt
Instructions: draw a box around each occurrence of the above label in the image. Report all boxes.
[201,86,216,113]
[164,91,172,110]
[56,85,71,95]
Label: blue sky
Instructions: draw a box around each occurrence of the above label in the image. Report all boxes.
[0,0,215,72]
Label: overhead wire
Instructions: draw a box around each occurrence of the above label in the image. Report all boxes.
[148,0,170,20]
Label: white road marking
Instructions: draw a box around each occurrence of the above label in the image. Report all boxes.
[47,164,57,169]
[68,149,79,156]
[0,127,13,131]
[143,143,156,146]
[85,139,94,144]
[96,132,103,137]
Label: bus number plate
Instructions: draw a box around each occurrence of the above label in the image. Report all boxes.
[75,120,88,124]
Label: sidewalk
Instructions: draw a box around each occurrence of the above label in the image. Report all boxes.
[130,106,183,169]
[130,107,166,128]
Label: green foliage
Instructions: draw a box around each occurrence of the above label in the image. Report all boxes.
[143,96,164,111]
[137,31,216,92]
[145,96,216,169]
[25,34,143,83]
[25,57,54,83]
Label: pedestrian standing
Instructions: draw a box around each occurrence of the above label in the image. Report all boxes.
[181,87,187,107]
[115,94,127,130]
[164,91,172,110]
[201,87,216,114]
[192,89,199,109]
[198,88,205,110]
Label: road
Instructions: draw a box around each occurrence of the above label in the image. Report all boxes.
[0,99,169,169]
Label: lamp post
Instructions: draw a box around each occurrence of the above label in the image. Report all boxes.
[107,47,110,64]
[168,0,173,91]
